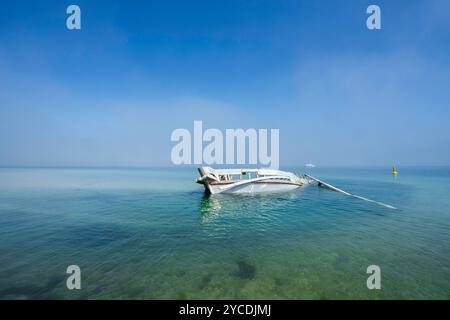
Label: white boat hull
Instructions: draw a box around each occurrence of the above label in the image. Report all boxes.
[209,181,301,194]
[196,167,304,194]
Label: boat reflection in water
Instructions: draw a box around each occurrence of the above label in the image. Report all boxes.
[199,191,301,224]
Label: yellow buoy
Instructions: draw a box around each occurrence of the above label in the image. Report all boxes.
[392,166,397,177]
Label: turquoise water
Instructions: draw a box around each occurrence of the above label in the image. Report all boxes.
[0,167,449,299]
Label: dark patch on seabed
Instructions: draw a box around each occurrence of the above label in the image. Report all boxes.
[199,273,214,289]
[333,254,349,267]
[232,260,256,280]
[59,222,131,247]
[0,274,66,299]
[274,277,289,287]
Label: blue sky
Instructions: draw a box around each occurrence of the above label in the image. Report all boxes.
[0,0,449,167]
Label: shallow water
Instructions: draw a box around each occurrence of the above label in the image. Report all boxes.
[0,167,449,299]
